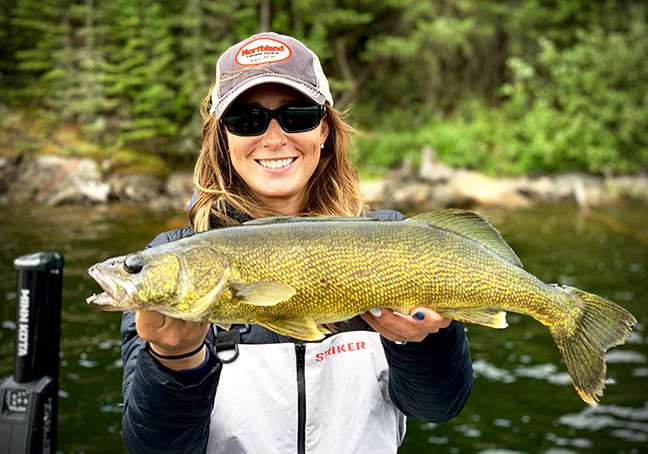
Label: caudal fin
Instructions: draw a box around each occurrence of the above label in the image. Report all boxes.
[551,285,636,405]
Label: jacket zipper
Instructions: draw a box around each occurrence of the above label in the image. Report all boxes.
[295,342,306,454]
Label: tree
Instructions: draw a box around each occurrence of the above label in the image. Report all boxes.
[10,0,67,103]
[103,0,177,146]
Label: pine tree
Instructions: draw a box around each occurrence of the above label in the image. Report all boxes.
[103,0,177,146]
[40,0,113,140]
[67,0,115,140]
[11,0,67,103]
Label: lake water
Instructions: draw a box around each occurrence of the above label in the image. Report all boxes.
[1,202,646,454]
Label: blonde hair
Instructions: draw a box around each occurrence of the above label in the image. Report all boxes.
[190,86,367,232]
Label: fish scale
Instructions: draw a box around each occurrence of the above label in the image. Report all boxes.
[87,209,636,405]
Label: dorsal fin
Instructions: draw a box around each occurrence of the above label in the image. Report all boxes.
[243,216,383,225]
[409,210,523,268]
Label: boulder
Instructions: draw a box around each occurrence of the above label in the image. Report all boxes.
[5,155,110,205]
[164,170,195,199]
[418,146,456,183]
[446,171,532,209]
[107,173,164,202]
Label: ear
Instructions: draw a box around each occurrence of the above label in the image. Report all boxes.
[319,115,331,147]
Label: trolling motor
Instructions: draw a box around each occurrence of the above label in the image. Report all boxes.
[0,252,64,454]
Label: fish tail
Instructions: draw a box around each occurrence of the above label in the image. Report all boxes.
[551,285,636,405]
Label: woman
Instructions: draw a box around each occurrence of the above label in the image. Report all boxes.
[121,32,472,454]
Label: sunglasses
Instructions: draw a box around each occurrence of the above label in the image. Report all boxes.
[221,103,326,136]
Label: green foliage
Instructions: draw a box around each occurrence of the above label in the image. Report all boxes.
[10,0,66,100]
[1,0,646,175]
[354,104,518,176]
[501,16,648,174]
[103,0,179,144]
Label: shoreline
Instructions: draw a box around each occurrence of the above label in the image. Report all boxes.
[1,154,647,212]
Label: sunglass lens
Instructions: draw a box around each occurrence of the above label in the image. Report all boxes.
[225,108,268,135]
[281,106,322,133]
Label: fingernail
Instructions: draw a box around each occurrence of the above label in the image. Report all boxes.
[369,308,382,317]
[413,310,425,321]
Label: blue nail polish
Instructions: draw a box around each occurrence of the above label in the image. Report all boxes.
[413,310,425,321]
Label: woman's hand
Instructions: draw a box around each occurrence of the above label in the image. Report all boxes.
[135,311,211,371]
[360,307,452,344]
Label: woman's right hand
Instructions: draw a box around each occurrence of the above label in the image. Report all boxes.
[135,311,211,371]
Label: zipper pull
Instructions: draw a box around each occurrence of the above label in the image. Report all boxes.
[295,342,305,367]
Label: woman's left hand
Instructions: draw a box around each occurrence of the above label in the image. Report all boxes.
[360,307,452,344]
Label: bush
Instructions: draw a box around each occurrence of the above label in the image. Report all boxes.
[501,20,648,174]
[355,19,648,177]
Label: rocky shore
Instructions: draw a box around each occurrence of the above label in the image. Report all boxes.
[1,151,647,212]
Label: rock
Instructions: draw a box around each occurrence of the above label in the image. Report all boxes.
[164,170,195,199]
[385,155,415,180]
[388,182,453,212]
[37,157,110,205]
[361,179,453,212]
[0,153,644,211]
[359,180,388,205]
[5,155,65,204]
[551,172,608,206]
[446,171,532,209]
[107,173,164,202]
[0,156,17,195]
[418,146,456,183]
[4,155,110,205]
[605,175,648,203]
[515,175,556,202]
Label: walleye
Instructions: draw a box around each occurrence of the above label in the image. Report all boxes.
[87,209,636,404]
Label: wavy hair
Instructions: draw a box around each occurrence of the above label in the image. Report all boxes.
[190,86,367,232]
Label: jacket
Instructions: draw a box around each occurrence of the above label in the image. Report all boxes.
[120,210,473,453]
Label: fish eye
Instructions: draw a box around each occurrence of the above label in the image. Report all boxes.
[124,254,144,274]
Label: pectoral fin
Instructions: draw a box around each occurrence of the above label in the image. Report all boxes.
[230,280,296,306]
[255,317,327,341]
[437,308,508,329]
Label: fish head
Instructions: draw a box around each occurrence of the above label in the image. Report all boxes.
[87,248,183,311]
[87,245,231,316]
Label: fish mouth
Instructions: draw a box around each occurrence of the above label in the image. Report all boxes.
[87,264,135,308]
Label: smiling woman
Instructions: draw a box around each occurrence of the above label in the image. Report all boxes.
[222,84,330,215]
[119,31,473,454]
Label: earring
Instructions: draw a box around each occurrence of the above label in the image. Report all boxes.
[320,144,325,149]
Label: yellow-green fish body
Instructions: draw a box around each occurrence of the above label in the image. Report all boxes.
[87,210,636,405]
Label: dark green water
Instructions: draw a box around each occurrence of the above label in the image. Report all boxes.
[1,203,646,454]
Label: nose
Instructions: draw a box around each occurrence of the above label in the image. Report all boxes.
[262,118,286,147]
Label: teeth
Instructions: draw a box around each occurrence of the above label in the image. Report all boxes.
[259,158,294,169]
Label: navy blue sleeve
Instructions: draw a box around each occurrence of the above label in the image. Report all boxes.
[121,311,221,454]
[382,320,473,423]
[145,226,195,249]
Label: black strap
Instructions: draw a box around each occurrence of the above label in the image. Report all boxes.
[147,342,205,360]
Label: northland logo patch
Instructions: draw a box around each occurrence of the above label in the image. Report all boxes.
[236,37,293,66]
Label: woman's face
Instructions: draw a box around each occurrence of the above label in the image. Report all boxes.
[225,83,330,216]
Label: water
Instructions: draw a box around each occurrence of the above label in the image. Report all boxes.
[0,202,646,453]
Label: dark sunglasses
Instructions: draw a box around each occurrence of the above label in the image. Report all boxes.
[221,103,326,136]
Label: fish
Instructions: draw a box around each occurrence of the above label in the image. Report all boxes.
[87,209,636,405]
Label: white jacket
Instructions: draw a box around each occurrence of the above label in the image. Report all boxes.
[208,331,406,454]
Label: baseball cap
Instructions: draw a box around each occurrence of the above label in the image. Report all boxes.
[209,32,334,118]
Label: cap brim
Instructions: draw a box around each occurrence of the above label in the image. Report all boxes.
[211,76,328,118]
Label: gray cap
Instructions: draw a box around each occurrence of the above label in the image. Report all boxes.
[210,32,334,118]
